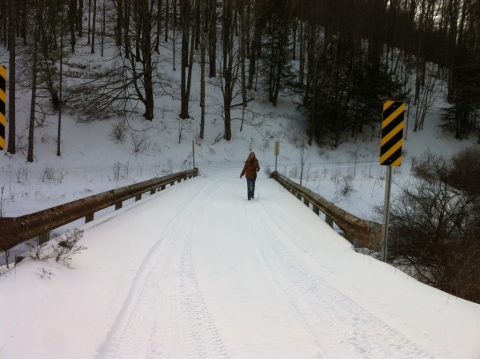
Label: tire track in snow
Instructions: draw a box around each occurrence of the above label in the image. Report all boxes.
[245,200,433,359]
[96,178,229,359]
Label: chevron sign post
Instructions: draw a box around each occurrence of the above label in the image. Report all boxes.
[380,100,406,262]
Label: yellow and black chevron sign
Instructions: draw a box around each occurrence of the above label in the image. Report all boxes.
[380,100,405,166]
[0,65,5,151]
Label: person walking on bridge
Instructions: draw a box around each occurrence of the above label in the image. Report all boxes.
[240,152,260,200]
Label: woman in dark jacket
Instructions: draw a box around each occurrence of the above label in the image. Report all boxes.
[240,152,260,200]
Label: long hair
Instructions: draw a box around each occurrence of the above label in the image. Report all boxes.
[247,152,256,164]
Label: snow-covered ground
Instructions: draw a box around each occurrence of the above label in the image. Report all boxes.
[2,174,480,359]
[1,32,480,358]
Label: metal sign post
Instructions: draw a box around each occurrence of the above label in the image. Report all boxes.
[274,141,280,172]
[380,100,405,262]
[381,166,392,261]
[192,139,196,169]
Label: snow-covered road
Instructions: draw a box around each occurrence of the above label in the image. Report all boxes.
[1,175,480,359]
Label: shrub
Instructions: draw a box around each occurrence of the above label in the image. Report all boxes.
[131,133,151,154]
[111,161,132,181]
[42,165,55,182]
[110,120,127,143]
[37,268,55,279]
[339,174,353,196]
[264,165,272,177]
[25,239,53,261]
[52,229,87,266]
[413,146,480,195]
[384,148,480,303]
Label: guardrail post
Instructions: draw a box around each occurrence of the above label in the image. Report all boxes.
[161,184,166,190]
[15,255,24,266]
[170,181,175,186]
[325,215,334,228]
[85,213,94,223]
[313,206,319,215]
[304,198,309,207]
[135,194,141,201]
[297,193,301,200]
[38,231,49,244]
[115,202,122,210]
[344,232,354,245]
[150,189,155,195]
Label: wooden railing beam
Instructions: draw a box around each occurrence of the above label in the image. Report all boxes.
[0,169,199,251]
[270,171,381,251]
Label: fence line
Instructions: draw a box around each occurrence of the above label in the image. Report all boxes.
[270,171,381,251]
[0,169,199,251]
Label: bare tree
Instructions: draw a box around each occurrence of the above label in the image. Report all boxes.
[207,0,216,78]
[57,1,64,156]
[28,0,42,163]
[68,0,77,52]
[199,0,209,139]
[179,0,191,119]
[219,0,239,140]
[91,0,97,53]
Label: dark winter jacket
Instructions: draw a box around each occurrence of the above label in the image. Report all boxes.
[241,158,260,179]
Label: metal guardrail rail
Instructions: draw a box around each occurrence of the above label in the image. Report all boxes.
[270,171,382,251]
[0,169,199,251]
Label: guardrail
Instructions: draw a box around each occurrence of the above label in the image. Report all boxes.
[270,171,381,251]
[0,169,199,252]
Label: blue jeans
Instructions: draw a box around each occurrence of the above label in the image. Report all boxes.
[246,178,256,199]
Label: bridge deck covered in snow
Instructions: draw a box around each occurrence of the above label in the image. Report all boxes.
[1,174,480,359]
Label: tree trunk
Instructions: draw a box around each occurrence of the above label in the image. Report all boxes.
[142,0,154,120]
[222,0,228,75]
[185,20,195,109]
[91,0,97,53]
[20,0,27,44]
[116,0,122,46]
[299,20,304,84]
[199,0,206,139]
[78,0,83,37]
[164,0,169,42]
[101,1,105,56]
[248,0,262,89]
[179,0,190,118]
[28,2,41,162]
[143,73,154,120]
[155,0,163,52]
[124,0,130,57]
[87,0,91,44]
[240,0,247,131]
[69,0,76,52]
[208,0,216,77]
[222,0,235,141]
[224,89,232,140]
[58,3,64,156]
[135,0,141,62]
